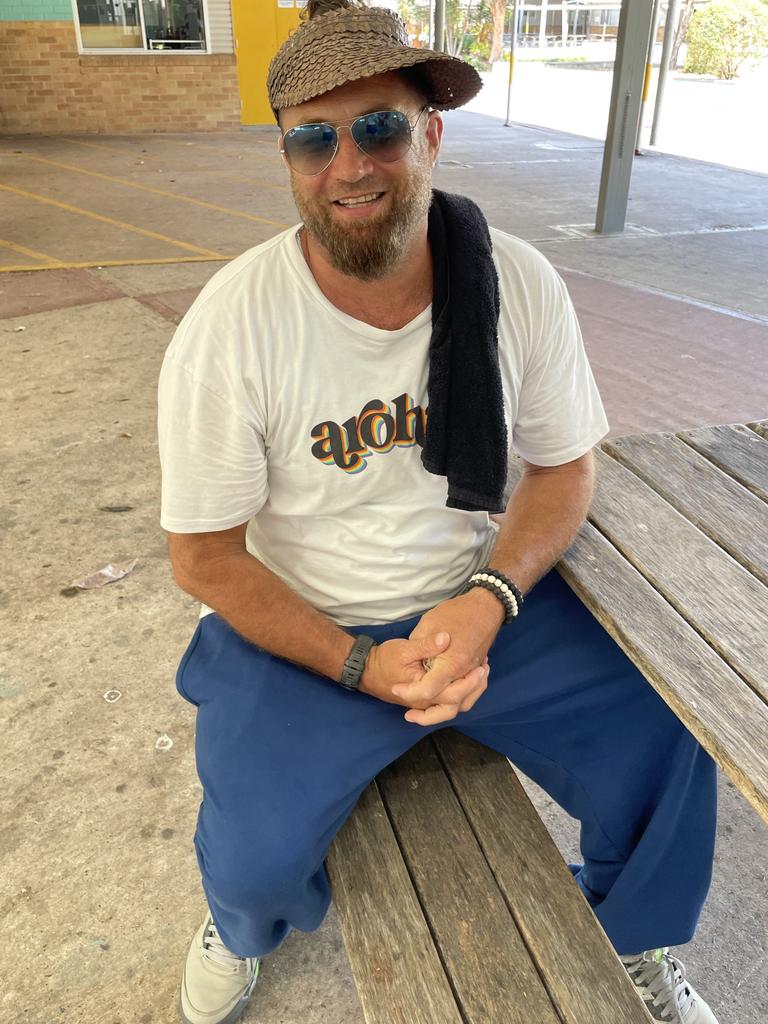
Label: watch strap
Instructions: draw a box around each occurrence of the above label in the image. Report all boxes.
[339,635,375,691]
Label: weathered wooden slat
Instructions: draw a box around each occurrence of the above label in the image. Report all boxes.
[678,424,768,502]
[603,432,768,585]
[557,523,768,824]
[748,419,768,441]
[378,738,561,1024]
[434,731,654,1024]
[589,448,768,703]
[326,780,464,1024]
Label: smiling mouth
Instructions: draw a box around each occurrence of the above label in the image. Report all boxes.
[334,191,385,208]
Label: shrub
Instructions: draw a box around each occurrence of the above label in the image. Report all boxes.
[684,0,768,79]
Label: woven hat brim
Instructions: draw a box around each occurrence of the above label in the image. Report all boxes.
[271,45,482,114]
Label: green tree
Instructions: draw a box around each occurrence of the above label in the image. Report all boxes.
[487,0,507,63]
[399,0,495,70]
[684,0,768,79]
[444,0,480,58]
[671,0,696,69]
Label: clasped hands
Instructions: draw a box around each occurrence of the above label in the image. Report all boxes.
[359,589,505,726]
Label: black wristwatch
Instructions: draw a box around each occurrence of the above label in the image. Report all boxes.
[339,635,375,691]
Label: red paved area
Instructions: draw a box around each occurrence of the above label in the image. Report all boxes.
[563,270,768,436]
[3,263,765,439]
[0,268,123,318]
[136,287,201,325]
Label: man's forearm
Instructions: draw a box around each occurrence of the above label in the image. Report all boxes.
[488,452,595,595]
[174,549,355,681]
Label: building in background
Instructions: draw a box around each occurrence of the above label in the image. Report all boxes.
[400,0,621,53]
[0,0,307,132]
[517,0,621,48]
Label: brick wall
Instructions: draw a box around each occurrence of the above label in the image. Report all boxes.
[0,21,241,133]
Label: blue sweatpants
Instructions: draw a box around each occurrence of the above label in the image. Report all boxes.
[175,570,717,958]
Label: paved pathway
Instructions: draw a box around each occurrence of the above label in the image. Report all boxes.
[1,118,766,1024]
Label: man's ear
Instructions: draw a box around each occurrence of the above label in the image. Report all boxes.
[426,110,443,165]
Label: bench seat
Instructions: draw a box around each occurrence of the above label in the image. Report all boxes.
[327,730,652,1024]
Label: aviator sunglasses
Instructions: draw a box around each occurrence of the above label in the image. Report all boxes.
[280,107,429,176]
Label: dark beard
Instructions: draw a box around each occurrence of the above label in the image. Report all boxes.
[292,161,433,281]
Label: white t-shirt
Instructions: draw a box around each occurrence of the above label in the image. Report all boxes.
[157,224,608,626]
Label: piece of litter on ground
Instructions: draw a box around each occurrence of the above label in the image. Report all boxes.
[155,734,173,752]
[71,559,138,590]
[118,432,132,438]
[99,506,134,513]
[104,690,122,703]
[14,326,26,332]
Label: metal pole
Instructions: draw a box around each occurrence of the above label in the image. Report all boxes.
[635,0,663,153]
[595,0,656,234]
[505,0,520,126]
[434,0,445,52]
[428,0,433,48]
[649,0,679,147]
[539,0,548,48]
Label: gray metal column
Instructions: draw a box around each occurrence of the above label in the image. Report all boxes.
[635,0,663,151]
[595,0,656,234]
[434,0,446,52]
[505,0,521,127]
[650,0,680,146]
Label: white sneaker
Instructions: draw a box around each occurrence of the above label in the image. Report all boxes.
[620,948,719,1023]
[179,913,261,1024]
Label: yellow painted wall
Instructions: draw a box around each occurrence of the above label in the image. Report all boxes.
[231,0,303,125]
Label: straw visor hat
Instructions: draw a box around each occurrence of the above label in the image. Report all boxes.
[267,0,482,118]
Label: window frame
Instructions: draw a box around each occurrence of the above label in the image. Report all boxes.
[71,0,212,55]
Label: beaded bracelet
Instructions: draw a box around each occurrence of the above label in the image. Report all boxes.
[482,567,524,608]
[462,567,524,625]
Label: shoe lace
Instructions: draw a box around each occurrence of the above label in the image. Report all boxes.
[202,921,252,971]
[624,948,695,1023]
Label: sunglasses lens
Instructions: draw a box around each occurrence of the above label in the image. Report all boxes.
[283,123,337,174]
[351,110,412,163]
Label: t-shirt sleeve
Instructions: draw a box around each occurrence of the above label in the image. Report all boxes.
[512,264,609,466]
[157,356,269,533]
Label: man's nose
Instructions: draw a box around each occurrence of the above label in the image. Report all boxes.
[331,126,375,181]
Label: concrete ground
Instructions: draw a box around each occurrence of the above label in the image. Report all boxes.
[1,114,766,1024]
[467,57,768,175]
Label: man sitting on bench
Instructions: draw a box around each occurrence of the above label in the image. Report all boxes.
[158,3,719,1022]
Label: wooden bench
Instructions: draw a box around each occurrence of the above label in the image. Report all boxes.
[328,730,653,1024]
[327,421,768,1024]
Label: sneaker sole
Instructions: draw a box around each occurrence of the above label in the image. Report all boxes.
[179,963,259,1024]
[179,988,254,1024]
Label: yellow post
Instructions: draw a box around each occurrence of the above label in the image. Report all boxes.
[504,0,520,127]
[636,0,663,153]
[642,61,653,103]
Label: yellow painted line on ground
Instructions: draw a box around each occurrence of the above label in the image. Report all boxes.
[0,183,226,258]
[14,152,290,229]
[58,136,289,193]
[0,254,235,274]
[59,133,273,164]
[0,238,62,265]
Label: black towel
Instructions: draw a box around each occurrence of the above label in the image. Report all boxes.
[421,189,508,513]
